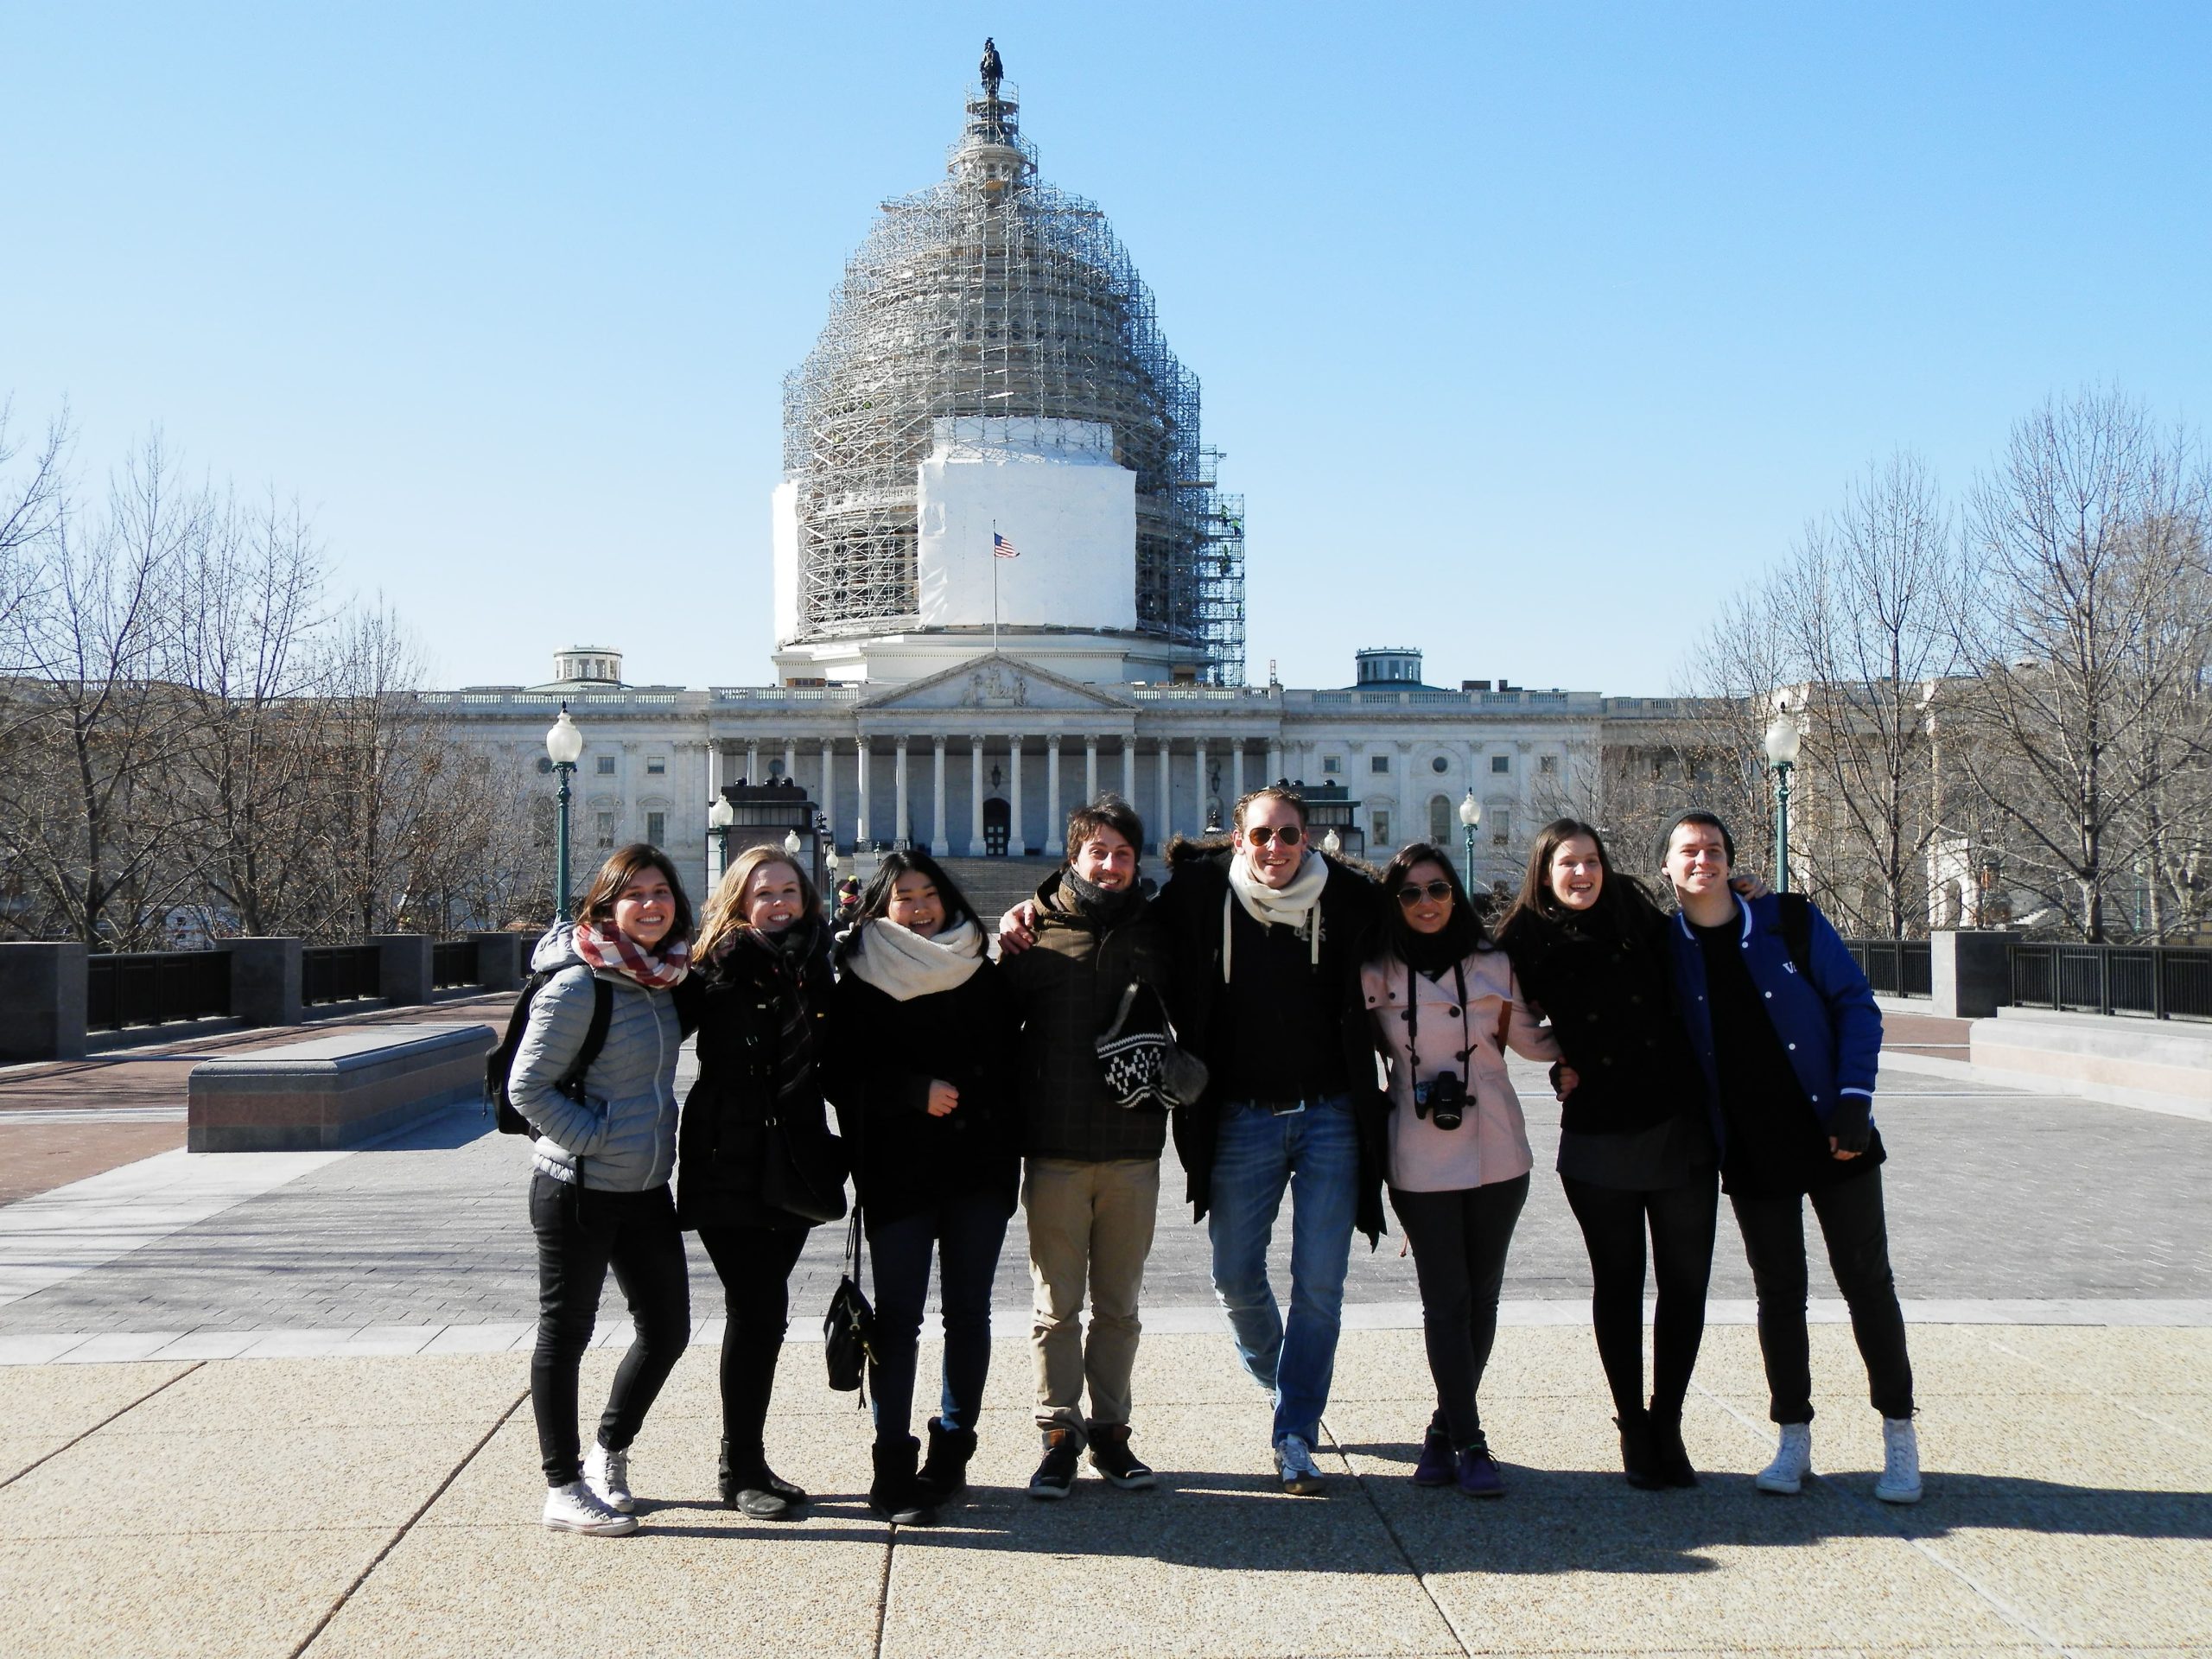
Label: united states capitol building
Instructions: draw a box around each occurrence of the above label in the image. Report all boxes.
[425,58,1693,896]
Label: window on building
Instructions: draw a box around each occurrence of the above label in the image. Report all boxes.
[1539,754,1558,775]
[646,756,666,775]
[1371,809,1391,847]
[1370,753,1390,775]
[594,812,616,849]
[1323,755,1343,776]
[1428,795,1452,843]
[1491,754,1510,774]
[1491,805,1512,847]
[1430,754,1448,773]
[645,811,666,847]
[595,755,616,776]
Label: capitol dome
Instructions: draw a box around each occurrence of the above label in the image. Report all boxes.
[772,53,1244,686]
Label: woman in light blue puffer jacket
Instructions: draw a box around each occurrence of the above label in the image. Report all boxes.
[513,842,696,1536]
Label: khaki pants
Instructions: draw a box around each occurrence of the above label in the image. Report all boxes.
[1022,1156,1160,1436]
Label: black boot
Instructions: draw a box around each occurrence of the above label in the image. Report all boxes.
[1616,1408,1664,1490]
[870,1436,938,1525]
[1648,1403,1698,1487]
[917,1416,978,1503]
[721,1437,807,1520]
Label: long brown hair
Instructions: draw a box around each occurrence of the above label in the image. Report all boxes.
[1497,817,1661,950]
[575,843,695,944]
[695,845,819,962]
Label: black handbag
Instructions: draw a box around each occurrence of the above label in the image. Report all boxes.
[823,1209,876,1397]
[758,1112,849,1225]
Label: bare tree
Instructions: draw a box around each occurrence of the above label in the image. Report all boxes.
[1952,387,2208,941]
[0,398,69,644]
[1677,581,1796,887]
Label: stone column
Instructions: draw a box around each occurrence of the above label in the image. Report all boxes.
[1156,741,1173,847]
[1266,741,1281,784]
[1009,739,1026,853]
[893,738,911,850]
[1085,735,1099,804]
[468,931,523,992]
[971,738,986,852]
[1121,738,1135,804]
[745,741,760,785]
[855,737,870,849]
[1930,930,2022,1019]
[1045,736,1064,855]
[226,938,303,1029]
[1231,739,1245,806]
[370,934,433,1007]
[820,739,836,843]
[1194,737,1210,833]
[0,942,87,1062]
[931,738,948,855]
[783,741,797,783]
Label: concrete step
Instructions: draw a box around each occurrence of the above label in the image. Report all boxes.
[934,856,1063,931]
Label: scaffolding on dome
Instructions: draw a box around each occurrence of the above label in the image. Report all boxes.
[781,78,1247,685]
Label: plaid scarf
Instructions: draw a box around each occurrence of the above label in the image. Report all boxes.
[572,922,690,988]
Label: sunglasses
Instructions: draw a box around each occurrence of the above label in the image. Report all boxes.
[1242,823,1303,848]
[1396,880,1455,907]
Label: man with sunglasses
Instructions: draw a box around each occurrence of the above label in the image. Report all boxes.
[1154,784,1387,1495]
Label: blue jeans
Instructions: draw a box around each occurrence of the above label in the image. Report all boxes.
[1208,1094,1360,1448]
[866,1194,1011,1445]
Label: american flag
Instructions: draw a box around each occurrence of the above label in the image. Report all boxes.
[993,531,1020,559]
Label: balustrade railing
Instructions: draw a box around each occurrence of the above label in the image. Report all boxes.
[302,944,383,1007]
[85,950,233,1032]
[2010,942,2210,1021]
[1840,939,1933,999]
[430,940,478,989]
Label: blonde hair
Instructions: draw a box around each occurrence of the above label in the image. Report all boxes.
[696,846,818,962]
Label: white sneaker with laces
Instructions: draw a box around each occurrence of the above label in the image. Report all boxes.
[1755,1422,1813,1495]
[543,1478,639,1535]
[1875,1416,1922,1504]
[584,1440,635,1513]
[1275,1434,1325,1497]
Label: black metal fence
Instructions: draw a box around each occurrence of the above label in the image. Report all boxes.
[2011,942,2212,1021]
[302,944,383,1007]
[431,940,477,989]
[84,950,232,1032]
[1840,939,1933,999]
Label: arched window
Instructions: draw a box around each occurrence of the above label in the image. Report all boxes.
[1429,794,1452,844]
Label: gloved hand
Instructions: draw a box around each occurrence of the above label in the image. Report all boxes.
[1827,1094,1873,1157]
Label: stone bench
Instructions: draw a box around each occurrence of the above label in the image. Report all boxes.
[1968,1007,2212,1121]
[188,1023,496,1153]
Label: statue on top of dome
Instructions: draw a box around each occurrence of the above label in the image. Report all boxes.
[980,37,1004,99]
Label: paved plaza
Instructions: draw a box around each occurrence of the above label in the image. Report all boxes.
[0,1039,2207,1656]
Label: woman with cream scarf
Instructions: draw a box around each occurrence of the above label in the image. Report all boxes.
[828,850,1020,1523]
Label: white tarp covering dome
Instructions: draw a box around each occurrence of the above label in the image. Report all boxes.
[779,52,1245,683]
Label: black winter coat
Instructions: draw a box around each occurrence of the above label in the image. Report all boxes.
[674,929,838,1233]
[1499,899,1707,1136]
[824,950,1021,1226]
[1153,839,1390,1245]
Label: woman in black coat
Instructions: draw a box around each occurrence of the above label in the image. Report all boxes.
[676,843,838,1521]
[1496,818,1719,1489]
[828,850,1020,1523]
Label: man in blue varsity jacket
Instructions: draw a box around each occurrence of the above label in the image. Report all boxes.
[1661,810,1921,1506]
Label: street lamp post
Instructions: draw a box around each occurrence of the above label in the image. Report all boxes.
[708,794,735,890]
[1764,703,1802,893]
[1458,788,1482,895]
[783,829,804,859]
[544,703,585,919]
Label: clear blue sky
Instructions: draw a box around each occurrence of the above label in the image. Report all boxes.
[6,3,2208,696]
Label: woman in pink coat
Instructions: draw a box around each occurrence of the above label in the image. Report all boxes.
[1359,842,1561,1498]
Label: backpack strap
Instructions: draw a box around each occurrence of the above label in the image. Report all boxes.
[1777,893,1815,978]
[556,977,614,1103]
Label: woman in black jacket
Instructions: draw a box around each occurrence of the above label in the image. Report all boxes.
[1497,818,1718,1488]
[828,851,1020,1523]
[675,843,838,1521]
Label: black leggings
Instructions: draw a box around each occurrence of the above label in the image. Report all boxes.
[529,1174,691,1486]
[696,1223,810,1474]
[1389,1174,1529,1452]
[1560,1169,1718,1420]
[1731,1167,1915,1423]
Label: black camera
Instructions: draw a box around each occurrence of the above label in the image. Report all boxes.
[1412,1071,1465,1130]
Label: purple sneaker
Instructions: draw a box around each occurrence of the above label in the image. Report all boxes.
[1413,1427,1454,1487]
[1456,1444,1505,1498]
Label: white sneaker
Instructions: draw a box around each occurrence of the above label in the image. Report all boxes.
[1275,1434,1325,1497]
[1755,1423,1813,1495]
[584,1440,635,1513]
[1875,1416,1923,1504]
[543,1478,639,1535]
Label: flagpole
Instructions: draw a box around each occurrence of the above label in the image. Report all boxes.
[992,518,1001,654]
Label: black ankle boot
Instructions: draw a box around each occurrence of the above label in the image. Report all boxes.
[1616,1408,1664,1490]
[721,1438,807,1519]
[917,1416,978,1503]
[1648,1403,1697,1487]
[870,1436,938,1525]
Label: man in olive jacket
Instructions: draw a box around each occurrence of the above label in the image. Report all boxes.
[999,794,1172,1500]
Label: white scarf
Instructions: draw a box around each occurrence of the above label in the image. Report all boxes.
[1223,850,1330,979]
[842,915,986,1002]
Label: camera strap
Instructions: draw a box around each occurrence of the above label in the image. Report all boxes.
[1403,958,1473,1088]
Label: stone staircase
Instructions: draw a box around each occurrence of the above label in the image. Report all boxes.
[936,856,1062,932]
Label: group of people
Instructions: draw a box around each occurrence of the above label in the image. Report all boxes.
[510,785,1922,1537]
